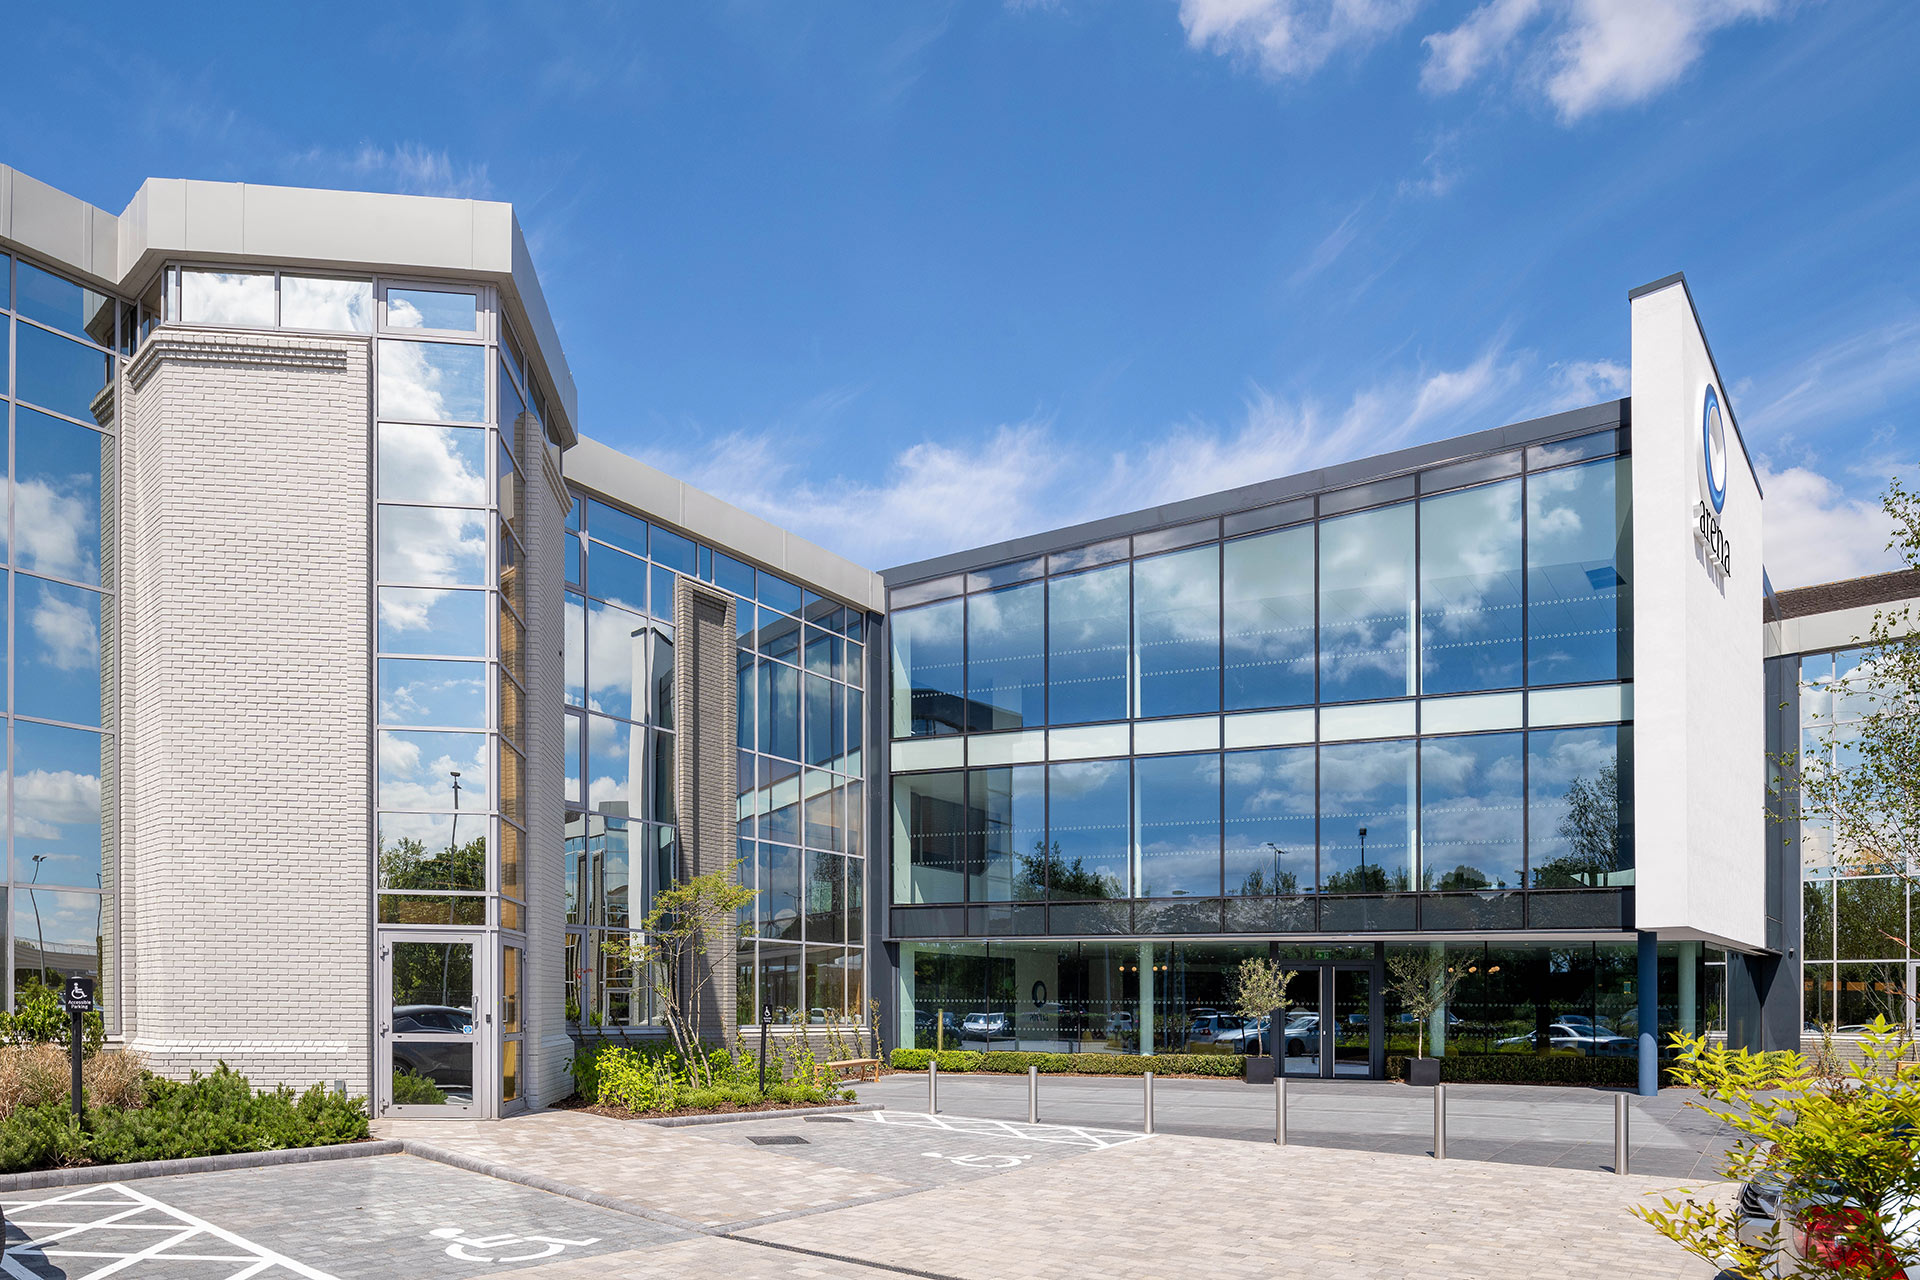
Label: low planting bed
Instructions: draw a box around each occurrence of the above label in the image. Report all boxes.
[568,1040,855,1118]
[888,1048,1247,1078]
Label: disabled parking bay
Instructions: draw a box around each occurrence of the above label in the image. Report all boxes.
[0,1155,682,1280]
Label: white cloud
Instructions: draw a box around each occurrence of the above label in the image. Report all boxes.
[1546,357,1629,406]
[287,142,492,200]
[14,767,102,828]
[14,477,100,586]
[1421,0,1789,122]
[1178,0,1422,79]
[30,591,99,673]
[1755,462,1898,590]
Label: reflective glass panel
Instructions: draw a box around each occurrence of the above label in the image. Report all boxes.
[968,580,1044,732]
[1527,726,1628,887]
[761,843,802,939]
[587,600,650,722]
[1223,525,1314,711]
[379,658,487,729]
[1048,563,1129,725]
[387,288,479,333]
[760,660,800,760]
[377,730,489,810]
[178,269,275,327]
[651,524,696,574]
[565,593,585,706]
[1223,746,1316,896]
[377,506,488,585]
[1047,760,1129,899]
[1420,732,1524,890]
[1319,504,1415,702]
[759,572,803,614]
[1419,479,1523,695]
[377,588,485,657]
[16,322,113,424]
[379,340,486,423]
[804,673,840,768]
[498,360,525,454]
[15,575,102,726]
[377,811,487,892]
[1527,458,1631,685]
[891,599,965,738]
[17,261,113,343]
[1134,544,1220,718]
[806,850,849,944]
[377,422,487,505]
[280,276,374,332]
[13,890,102,992]
[973,765,1045,902]
[892,772,969,904]
[587,715,644,816]
[759,609,801,664]
[1134,753,1222,898]
[14,406,105,585]
[588,542,648,613]
[586,499,648,556]
[1318,739,1415,892]
[13,721,108,888]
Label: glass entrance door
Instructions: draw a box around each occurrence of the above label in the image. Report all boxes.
[379,932,488,1118]
[1277,966,1322,1076]
[1331,967,1373,1078]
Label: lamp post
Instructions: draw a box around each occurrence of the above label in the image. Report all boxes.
[29,855,49,987]
[1357,827,1369,886]
[1264,842,1281,895]
[442,771,463,1003]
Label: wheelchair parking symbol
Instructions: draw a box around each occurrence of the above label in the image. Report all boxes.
[922,1150,1031,1170]
[428,1226,600,1262]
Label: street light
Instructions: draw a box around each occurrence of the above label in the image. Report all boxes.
[29,855,49,987]
[1357,827,1369,884]
[1263,842,1283,896]
[442,771,463,1002]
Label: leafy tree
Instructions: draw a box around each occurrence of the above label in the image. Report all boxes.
[1016,839,1121,900]
[603,862,754,1088]
[1231,958,1298,1049]
[1386,949,1463,1060]
[1234,866,1300,895]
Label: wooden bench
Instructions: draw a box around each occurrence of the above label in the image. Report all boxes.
[817,1057,882,1085]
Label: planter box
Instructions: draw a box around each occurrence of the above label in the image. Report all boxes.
[1408,1056,1442,1087]
[1245,1056,1276,1085]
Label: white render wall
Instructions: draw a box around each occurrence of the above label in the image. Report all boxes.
[1628,280,1768,951]
[118,328,373,1087]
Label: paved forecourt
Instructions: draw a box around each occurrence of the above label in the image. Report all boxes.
[0,1106,1727,1278]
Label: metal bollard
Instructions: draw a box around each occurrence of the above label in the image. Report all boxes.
[1434,1083,1446,1160]
[929,1059,939,1114]
[1028,1065,1039,1124]
[1144,1071,1155,1134]
[1615,1093,1630,1175]
[1275,1076,1288,1146]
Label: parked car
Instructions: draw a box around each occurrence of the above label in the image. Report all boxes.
[914,1008,963,1045]
[1279,1014,1321,1058]
[1738,1166,1920,1276]
[961,1011,1014,1041]
[1188,1014,1269,1053]
[1494,1022,1635,1057]
[392,1004,475,1090]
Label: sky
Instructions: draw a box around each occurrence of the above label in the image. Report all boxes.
[6,0,1916,586]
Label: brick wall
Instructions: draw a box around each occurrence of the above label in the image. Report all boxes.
[118,329,373,1088]
[673,579,739,1045]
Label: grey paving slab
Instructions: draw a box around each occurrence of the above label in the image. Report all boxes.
[0,1154,686,1280]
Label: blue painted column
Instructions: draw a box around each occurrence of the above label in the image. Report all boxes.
[1637,931,1659,1097]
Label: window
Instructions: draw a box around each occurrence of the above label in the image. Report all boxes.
[1318,504,1415,703]
[1048,564,1129,725]
[1317,740,1414,892]
[1133,753,1222,898]
[891,599,965,738]
[1133,544,1220,718]
[1223,747,1315,896]
[1527,457,1631,685]
[968,581,1045,731]
[1420,733,1524,890]
[1420,479,1523,694]
[1223,525,1314,711]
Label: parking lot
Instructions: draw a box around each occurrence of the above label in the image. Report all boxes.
[0,1105,1723,1278]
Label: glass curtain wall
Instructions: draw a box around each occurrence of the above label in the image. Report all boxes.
[889,431,1633,936]
[1,254,121,1013]
[1799,647,1911,1031]
[564,493,869,1029]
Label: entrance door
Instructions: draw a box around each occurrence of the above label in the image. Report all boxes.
[379,932,489,1118]
[1330,967,1373,1078]
[1274,963,1383,1080]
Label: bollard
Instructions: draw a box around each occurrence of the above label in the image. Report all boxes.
[1028,1065,1039,1124]
[1615,1093,1630,1175]
[1143,1071,1155,1134]
[1434,1083,1446,1160]
[1275,1076,1288,1146]
[929,1059,939,1114]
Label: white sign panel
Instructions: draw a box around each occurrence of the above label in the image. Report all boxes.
[1628,276,1767,951]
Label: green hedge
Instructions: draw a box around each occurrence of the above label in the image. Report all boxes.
[889,1048,1245,1078]
[1386,1054,1672,1086]
[0,1065,369,1174]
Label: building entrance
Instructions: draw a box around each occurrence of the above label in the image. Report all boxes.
[1276,963,1383,1079]
[377,931,491,1118]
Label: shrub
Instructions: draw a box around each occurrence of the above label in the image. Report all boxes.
[1386,1053,1655,1086]
[390,1069,447,1106]
[0,1046,149,1118]
[568,1039,845,1115]
[889,1048,1246,1078]
[0,982,104,1054]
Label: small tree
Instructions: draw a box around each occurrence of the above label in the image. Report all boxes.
[1636,1023,1919,1278]
[1232,957,1297,1054]
[603,861,754,1088]
[1386,949,1463,1060]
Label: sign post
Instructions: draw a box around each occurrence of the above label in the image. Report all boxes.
[63,977,95,1123]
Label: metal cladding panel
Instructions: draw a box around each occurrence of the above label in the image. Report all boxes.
[1628,277,1768,951]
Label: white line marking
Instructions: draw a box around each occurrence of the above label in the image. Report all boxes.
[852,1111,1151,1149]
[1,1182,341,1280]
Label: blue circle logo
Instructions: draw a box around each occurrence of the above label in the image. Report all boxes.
[1702,384,1727,515]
